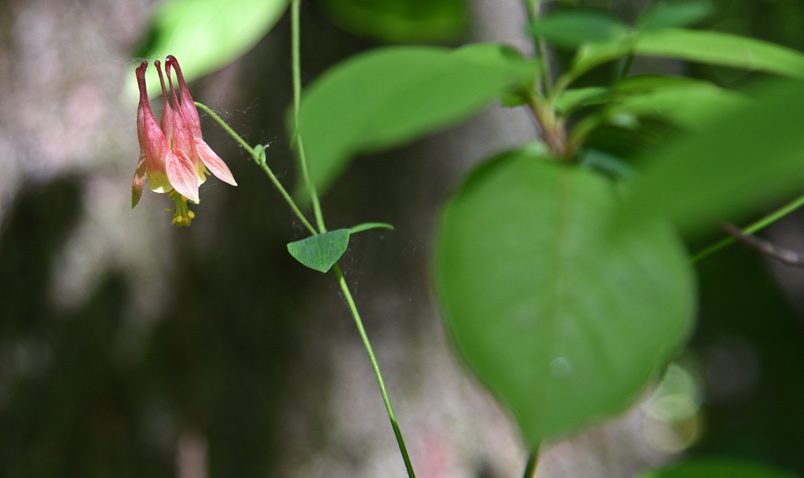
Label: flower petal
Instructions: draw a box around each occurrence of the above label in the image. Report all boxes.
[194,138,237,186]
[166,149,200,203]
[131,155,147,208]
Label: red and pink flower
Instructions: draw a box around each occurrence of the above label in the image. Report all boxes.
[131,57,236,225]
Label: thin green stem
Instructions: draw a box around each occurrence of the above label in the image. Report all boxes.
[693,193,804,263]
[334,265,417,477]
[289,2,416,475]
[256,159,317,235]
[524,0,553,95]
[195,102,255,157]
[195,101,317,235]
[291,0,326,233]
[522,446,540,478]
[526,93,567,157]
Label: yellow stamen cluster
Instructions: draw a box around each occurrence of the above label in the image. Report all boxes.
[169,190,195,226]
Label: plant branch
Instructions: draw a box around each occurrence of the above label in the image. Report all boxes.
[195,101,317,235]
[289,1,416,475]
[693,194,804,263]
[524,0,553,94]
[334,265,417,476]
[291,0,326,233]
[526,93,567,157]
[720,223,804,267]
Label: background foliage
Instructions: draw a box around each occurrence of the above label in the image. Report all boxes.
[0,0,802,476]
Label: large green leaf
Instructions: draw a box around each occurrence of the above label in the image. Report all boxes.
[134,0,287,90]
[574,28,804,80]
[298,45,536,194]
[435,151,694,445]
[639,459,796,478]
[321,0,468,42]
[621,79,804,234]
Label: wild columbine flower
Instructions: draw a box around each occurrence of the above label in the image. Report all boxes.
[131,57,236,226]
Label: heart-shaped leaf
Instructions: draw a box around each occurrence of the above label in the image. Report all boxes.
[287,229,350,273]
[435,150,694,445]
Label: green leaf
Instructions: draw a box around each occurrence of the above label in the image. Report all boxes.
[639,459,796,478]
[574,28,804,80]
[348,222,394,234]
[287,229,350,273]
[608,82,749,129]
[435,151,694,446]
[635,29,804,78]
[556,87,610,114]
[133,0,288,92]
[321,0,468,42]
[298,45,536,194]
[638,0,713,32]
[621,79,804,234]
[557,76,729,116]
[530,11,632,49]
[579,149,635,179]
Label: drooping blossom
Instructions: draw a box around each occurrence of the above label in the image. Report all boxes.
[131,57,236,226]
[165,55,237,188]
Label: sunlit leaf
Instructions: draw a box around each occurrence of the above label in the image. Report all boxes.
[298,45,536,194]
[133,0,288,92]
[435,150,694,445]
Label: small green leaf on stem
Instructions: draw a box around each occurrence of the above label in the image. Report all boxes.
[287,229,350,273]
[348,222,395,235]
[253,144,268,164]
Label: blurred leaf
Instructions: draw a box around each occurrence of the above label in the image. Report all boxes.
[621,79,804,234]
[530,10,632,49]
[435,150,694,446]
[321,0,468,42]
[298,45,536,194]
[608,83,748,129]
[636,29,804,77]
[287,230,350,273]
[574,28,804,81]
[557,76,728,115]
[556,87,609,113]
[133,0,287,93]
[579,149,635,179]
[638,0,713,31]
[639,459,796,478]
